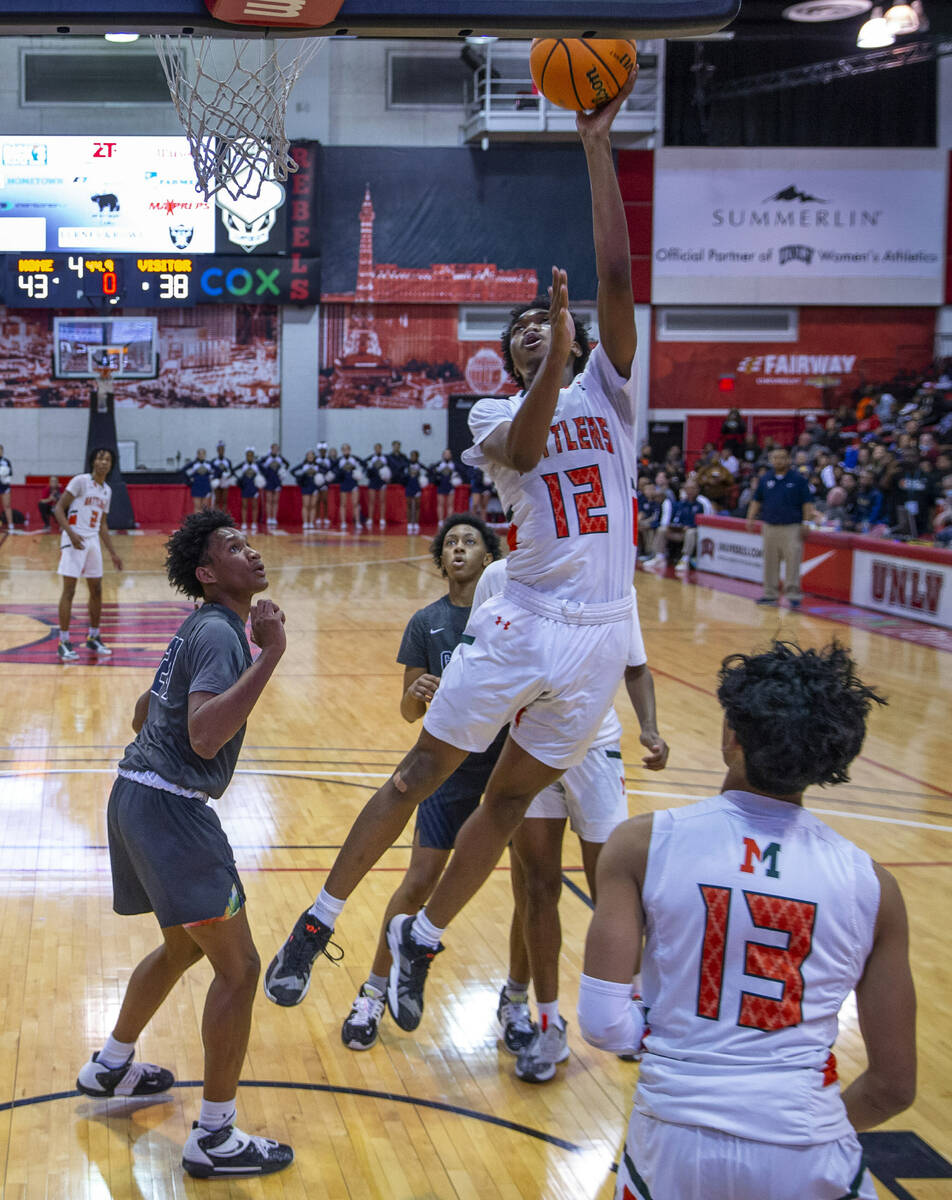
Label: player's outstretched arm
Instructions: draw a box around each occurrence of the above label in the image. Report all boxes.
[577,71,637,379]
[624,664,669,770]
[188,599,287,759]
[842,863,917,1131]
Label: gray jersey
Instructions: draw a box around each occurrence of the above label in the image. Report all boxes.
[119,603,252,798]
[397,593,471,677]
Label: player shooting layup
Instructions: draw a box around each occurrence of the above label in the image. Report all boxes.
[265,72,640,1026]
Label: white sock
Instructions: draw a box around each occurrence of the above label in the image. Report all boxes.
[367,972,388,994]
[99,1034,135,1068]
[198,1097,237,1132]
[87,627,99,639]
[537,1001,561,1031]
[308,888,345,928]
[59,629,70,643]
[410,908,445,949]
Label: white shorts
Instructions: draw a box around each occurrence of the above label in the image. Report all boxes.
[617,1113,876,1200]
[58,537,103,579]
[525,741,627,842]
[423,582,632,771]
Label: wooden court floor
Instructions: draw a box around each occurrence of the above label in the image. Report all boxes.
[0,525,949,1200]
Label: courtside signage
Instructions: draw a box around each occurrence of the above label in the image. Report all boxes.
[851,550,952,629]
[652,149,945,305]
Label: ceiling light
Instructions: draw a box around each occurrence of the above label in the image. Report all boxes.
[104,32,140,42]
[856,6,895,45]
[783,1,871,21]
[464,35,498,45]
[884,1,919,33]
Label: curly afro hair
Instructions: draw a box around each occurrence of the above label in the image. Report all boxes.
[165,509,236,601]
[717,641,886,796]
[430,513,502,574]
[500,297,591,391]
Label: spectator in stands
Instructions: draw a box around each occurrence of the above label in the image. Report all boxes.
[746,446,815,609]
[876,389,897,426]
[820,486,849,530]
[654,470,676,505]
[664,444,685,484]
[848,469,885,533]
[891,449,938,538]
[638,443,655,475]
[735,465,768,518]
[718,444,739,478]
[816,451,837,492]
[695,458,735,513]
[739,433,761,472]
[696,442,719,470]
[636,478,660,560]
[934,475,952,546]
[38,475,62,530]
[644,479,710,573]
[720,407,745,454]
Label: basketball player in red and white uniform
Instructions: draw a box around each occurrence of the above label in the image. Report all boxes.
[53,447,123,661]
[580,642,917,1200]
[265,72,642,1024]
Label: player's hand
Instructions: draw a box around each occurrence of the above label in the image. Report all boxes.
[407,673,440,705]
[547,266,575,358]
[745,519,756,534]
[639,730,669,771]
[250,598,287,655]
[69,531,84,550]
[111,551,124,571]
[577,66,637,135]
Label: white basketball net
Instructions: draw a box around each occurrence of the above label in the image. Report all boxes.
[152,35,324,201]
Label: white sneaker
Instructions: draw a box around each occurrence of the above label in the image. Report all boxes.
[378,519,386,530]
[250,523,257,533]
[182,1122,293,1179]
[515,1017,570,1083]
[340,522,348,532]
[674,559,689,572]
[240,523,248,532]
[77,1051,174,1097]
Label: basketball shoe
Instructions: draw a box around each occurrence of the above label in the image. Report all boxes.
[57,640,78,661]
[341,983,386,1050]
[182,1122,293,1179]
[263,910,342,1006]
[386,914,442,1031]
[514,1016,570,1083]
[76,1051,174,1097]
[496,987,537,1055]
[86,635,112,655]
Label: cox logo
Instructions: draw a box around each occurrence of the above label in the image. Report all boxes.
[199,266,281,297]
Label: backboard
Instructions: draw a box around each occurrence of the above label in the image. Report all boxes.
[0,0,741,39]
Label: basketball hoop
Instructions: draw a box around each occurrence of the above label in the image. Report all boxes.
[152,36,325,201]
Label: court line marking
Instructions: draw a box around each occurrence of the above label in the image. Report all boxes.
[0,1080,585,1154]
[3,768,950,832]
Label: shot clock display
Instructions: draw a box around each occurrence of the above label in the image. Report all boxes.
[3,253,319,307]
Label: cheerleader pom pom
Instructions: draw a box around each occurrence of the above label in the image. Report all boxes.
[379,465,392,482]
[254,473,266,489]
[219,474,235,488]
[323,470,336,484]
[354,469,368,487]
[418,471,430,488]
[313,472,325,488]
[0,464,11,483]
[451,472,463,487]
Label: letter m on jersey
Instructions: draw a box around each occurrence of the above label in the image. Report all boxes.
[740,836,781,878]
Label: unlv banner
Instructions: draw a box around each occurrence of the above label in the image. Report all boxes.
[652,149,946,305]
[851,548,952,628]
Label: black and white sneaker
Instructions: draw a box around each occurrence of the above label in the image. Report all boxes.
[386,913,443,1032]
[57,640,79,661]
[182,1122,294,1179]
[341,984,385,1050]
[515,1017,570,1084]
[85,636,112,655]
[263,909,342,1007]
[497,987,537,1055]
[76,1051,174,1098]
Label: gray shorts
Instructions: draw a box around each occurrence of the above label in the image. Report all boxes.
[107,775,245,928]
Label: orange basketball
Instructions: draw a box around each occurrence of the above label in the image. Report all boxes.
[529,37,637,112]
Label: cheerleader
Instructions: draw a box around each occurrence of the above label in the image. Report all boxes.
[467,462,492,524]
[292,449,322,531]
[210,441,234,511]
[184,447,213,512]
[0,445,13,533]
[364,441,390,530]
[404,449,427,535]
[259,442,289,528]
[431,448,458,525]
[336,442,364,532]
[237,447,264,532]
[314,443,332,528]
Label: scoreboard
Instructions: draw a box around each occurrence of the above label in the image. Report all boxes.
[3,253,319,307]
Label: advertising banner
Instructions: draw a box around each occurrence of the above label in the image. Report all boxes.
[650,307,935,411]
[652,149,946,305]
[851,548,952,629]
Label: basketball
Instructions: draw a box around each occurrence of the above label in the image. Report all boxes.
[529,38,637,111]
